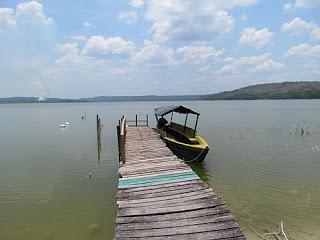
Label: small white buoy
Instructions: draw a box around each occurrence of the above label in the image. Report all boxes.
[64,121,70,125]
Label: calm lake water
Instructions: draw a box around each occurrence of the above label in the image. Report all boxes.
[0,100,320,239]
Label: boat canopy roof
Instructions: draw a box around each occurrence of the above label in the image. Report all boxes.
[154,105,199,116]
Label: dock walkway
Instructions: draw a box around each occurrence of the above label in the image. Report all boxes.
[115,126,245,239]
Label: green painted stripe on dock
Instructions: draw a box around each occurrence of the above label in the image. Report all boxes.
[118,171,199,189]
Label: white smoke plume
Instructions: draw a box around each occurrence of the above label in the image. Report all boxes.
[38,71,51,101]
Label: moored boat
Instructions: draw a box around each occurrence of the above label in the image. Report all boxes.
[154,105,209,163]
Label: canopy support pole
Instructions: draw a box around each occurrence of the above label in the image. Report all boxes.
[183,113,188,133]
[170,112,173,123]
[193,115,199,137]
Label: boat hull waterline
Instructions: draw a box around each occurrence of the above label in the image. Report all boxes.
[162,136,209,163]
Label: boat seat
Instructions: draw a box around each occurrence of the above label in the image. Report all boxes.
[166,127,193,144]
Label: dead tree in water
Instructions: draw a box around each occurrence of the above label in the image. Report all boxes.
[96,114,102,161]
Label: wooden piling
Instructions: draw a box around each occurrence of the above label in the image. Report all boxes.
[96,114,102,161]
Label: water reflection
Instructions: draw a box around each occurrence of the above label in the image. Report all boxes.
[190,161,211,182]
[97,130,102,162]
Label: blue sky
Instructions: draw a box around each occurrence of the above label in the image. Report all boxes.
[0,0,319,98]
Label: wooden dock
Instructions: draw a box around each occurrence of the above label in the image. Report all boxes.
[115,118,245,239]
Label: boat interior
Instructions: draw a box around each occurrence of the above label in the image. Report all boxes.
[161,122,200,145]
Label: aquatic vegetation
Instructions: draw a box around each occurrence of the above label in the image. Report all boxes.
[311,145,320,152]
[88,224,100,234]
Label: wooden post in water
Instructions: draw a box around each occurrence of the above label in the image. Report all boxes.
[117,120,121,162]
[117,116,126,164]
[96,115,99,132]
[96,114,102,161]
[135,114,138,126]
[146,114,148,126]
[120,116,126,163]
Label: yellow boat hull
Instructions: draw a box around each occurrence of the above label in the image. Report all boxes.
[161,133,209,163]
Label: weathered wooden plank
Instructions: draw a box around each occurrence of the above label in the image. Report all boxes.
[117,231,245,240]
[120,168,191,179]
[118,197,225,216]
[119,169,198,180]
[116,205,230,224]
[127,151,173,157]
[120,165,188,175]
[117,179,204,193]
[117,184,210,200]
[116,214,234,231]
[120,158,182,168]
[120,168,199,180]
[119,164,189,175]
[122,156,180,166]
[118,196,222,211]
[118,192,216,208]
[119,169,194,181]
[117,184,209,200]
[116,221,240,238]
[118,188,213,204]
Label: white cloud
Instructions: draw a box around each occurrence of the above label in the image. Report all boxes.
[144,0,258,43]
[69,35,87,42]
[303,60,320,70]
[130,0,144,8]
[0,1,55,99]
[239,27,273,48]
[57,42,78,54]
[283,3,293,10]
[215,53,271,74]
[109,67,132,75]
[213,11,235,34]
[176,45,224,64]
[199,65,210,72]
[294,0,320,8]
[132,40,175,65]
[311,27,320,40]
[0,1,52,31]
[82,36,135,56]
[56,43,84,66]
[284,0,320,10]
[0,8,16,30]
[118,11,138,24]
[83,21,92,28]
[281,17,316,35]
[248,59,285,73]
[282,18,320,41]
[284,43,320,57]
[16,1,53,25]
[240,14,248,21]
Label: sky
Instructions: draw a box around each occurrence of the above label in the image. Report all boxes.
[0,0,319,98]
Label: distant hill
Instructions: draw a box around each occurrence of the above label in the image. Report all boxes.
[1,82,320,103]
[0,95,201,104]
[0,97,80,103]
[204,82,320,100]
[79,95,201,102]
[0,97,39,103]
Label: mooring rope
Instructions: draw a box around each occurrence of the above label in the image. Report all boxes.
[183,147,207,163]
